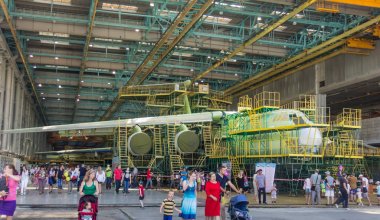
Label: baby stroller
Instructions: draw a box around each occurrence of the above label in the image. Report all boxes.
[228,194,252,220]
[78,195,98,220]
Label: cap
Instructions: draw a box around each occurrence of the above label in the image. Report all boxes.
[359,174,363,178]
[257,169,263,172]
[325,171,330,175]
[376,181,380,185]
[315,169,319,172]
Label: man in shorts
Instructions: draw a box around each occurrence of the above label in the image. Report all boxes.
[359,174,372,206]
[324,171,335,205]
[348,173,358,202]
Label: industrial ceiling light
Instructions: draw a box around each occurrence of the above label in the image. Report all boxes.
[33,65,37,69]
[112,70,116,74]
[29,54,34,58]
[257,17,262,21]
[57,79,60,81]
[107,82,111,85]
[42,97,46,100]
[89,44,93,47]
[190,68,194,72]
[38,83,42,87]
[81,80,84,83]
[150,2,154,7]
[54,41,58,44]
[126,47,130,51]
[55,56,59,60]
[57,98,61,101]
[58,85,62,88]
[293,21,297,25]
[135,29,140,32]
[57,93,60,96]
[77,98,80,102]
[41,92,44,95]
[234,73,238,76]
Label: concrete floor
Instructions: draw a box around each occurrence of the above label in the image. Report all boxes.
[13,188,380,219]
[13,207,380,220]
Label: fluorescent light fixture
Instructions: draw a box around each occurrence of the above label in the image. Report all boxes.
[76,98,80,102]
[102,3,138,13]
[234,73,238,76]
[126,47,130,51]
[203,15,232,24]
[29,54,34,58]
[228,59,237,62]
[42,97,46,100]
[135,29,140,32]
[38,83,42,87]
[158,10,179,17]
[57,79,60,81]
[81,80,84,83]
[57,93,60,96]
[41,40,69,45]
[33,65,37,69]
[257,17,262,21]
[41,92,44,95]
[107,82,111,85]
[55,56,59,60]
[271,11,287,16]
[274,25,287,32]
[58,85,62,88]
[112,70,116,74]
[173,52,193,57]
[150,2,154,7]
[89,44,93,47]
[57,98,61,101]
[39,31,69,38]
[190,68,194,72]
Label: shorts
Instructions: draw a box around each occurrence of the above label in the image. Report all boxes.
[271,195,277,199]
[377,195,380,198]
[305,188,311,194]
[139,196,144,200]
[325,189,334,197]
[350,189,357,194]
[362,193,368,199]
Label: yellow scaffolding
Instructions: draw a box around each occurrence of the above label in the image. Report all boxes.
[334,108,361,129]
[238,95,252,112]
[316,0,339,13]
[253,91,280,111]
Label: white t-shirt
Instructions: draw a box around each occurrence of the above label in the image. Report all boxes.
[357,191,362,199]
[304,178,311,189]
[361,177,369,188]
[96,171,105,183]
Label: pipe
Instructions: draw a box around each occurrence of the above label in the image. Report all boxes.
[35,147,112,155]
[183,94,192,114]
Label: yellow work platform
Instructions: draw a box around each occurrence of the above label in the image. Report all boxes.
[229,123,329,135]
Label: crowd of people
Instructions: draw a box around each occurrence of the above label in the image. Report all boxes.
[0,163,378,220]
[303,169,379,209]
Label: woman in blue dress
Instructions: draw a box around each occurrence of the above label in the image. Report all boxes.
[181,171,197,220]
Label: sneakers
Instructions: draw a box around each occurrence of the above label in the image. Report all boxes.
[335,204,339,208]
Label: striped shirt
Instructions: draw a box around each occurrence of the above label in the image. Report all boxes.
[162,199,176,216]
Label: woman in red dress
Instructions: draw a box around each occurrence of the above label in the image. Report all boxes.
[205,172,221,220]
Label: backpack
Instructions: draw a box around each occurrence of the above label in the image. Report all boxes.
[0,176,9,200]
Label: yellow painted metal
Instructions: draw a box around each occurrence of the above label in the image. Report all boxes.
[347,38,375,49]
[167,124,184,174]
[373,25,380,37]
[226,13,380,95]
[238,95,253,112]
[316,0,339,13]
[202,123,213,156]
[253,91,280,111]
[128,0,214,85]
[327,0,380,8]
[192,0,317,82]
[0,0,47,124]
[118,120,134,169]
[333,108,361,129]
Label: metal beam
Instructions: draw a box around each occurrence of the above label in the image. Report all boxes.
[327,0,380,8]
[0,0,47,125]
[72,0,99,122]
[192,0,318,82]
[225,14,380,95]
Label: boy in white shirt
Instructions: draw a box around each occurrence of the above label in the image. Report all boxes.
[356,188,363,206]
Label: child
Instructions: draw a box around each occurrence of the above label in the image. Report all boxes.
[376,181,380,206]
[201,173,206,192]
[271,183,278,204]
[80,201,93,220]
[160,191,181,220]
[169,173,175,189]
[356,188,363,206]
[156,174,161,190]
[138,181,145,208]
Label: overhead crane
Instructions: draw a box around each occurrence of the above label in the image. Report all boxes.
[71,0,99,123]
[101,0,214,121]
[225,14,380,96]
